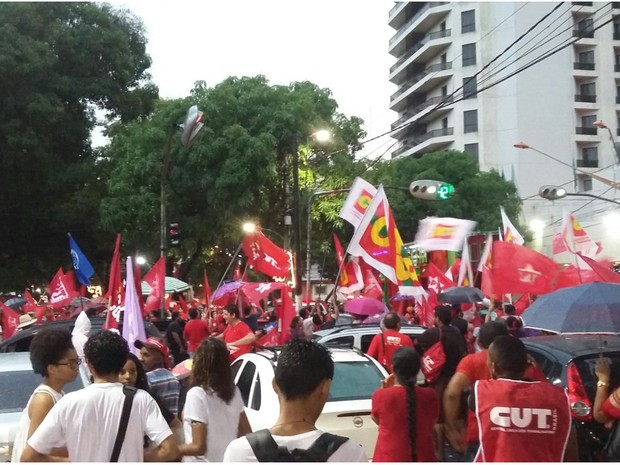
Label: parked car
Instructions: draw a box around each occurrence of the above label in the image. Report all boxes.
[0,352,91,461]
[0,316,162,353]
[314,323,427,353]
[522,334,620,461]
[231,347,387,460]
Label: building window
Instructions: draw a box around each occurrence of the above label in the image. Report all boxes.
[579,174,593,191]
[578,50,594,64]
[577,18,594,37]
[462,10,475,33]
[464,110,478,133]
[464,143,479,162]
[442,117,448,129]
[463,76,477,99]
[579,146,598,168]
[577,82,596,102]
[582,115,597,127]
[462,43,477,66]
[614,21,620,39]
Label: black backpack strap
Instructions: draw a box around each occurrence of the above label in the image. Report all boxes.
[247,429,287,462]
[110,385,137,462]
[301,432,349,461]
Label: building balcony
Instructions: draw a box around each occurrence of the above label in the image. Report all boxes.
[576,159,599,168]
[572,1,593,5]
[575,94,596,103]
[391,96,453,137]
[573,62,595,70]
[390,62,453,112]
[388,2,409,28]
[392,127,455,158]
[573,29,594,39]
[389,28,451,82]
[575,127,597,135]
[388,2,449,57]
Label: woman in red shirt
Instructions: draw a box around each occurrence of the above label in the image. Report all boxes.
[371,346,439,462]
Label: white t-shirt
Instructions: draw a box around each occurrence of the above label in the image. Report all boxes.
[182,386,244,462]
[223,430,368,462]
[27,382,172,462]
[302,318,314,338]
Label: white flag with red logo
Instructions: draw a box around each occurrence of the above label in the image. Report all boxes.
[48,268,79,308]
[339,177,377,227]
[558,210,599,257]
[414,217,477,252]
[500,207,524,245]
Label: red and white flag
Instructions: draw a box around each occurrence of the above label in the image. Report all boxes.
[457,240,474,287]
[333,234,364,295]
[48,268,79,308]
[339,177,377,227]
[500,206,524,245]
[143,257,165,313]
[104,234,124,329]
[414,217,477,252]
[556,210,599,258]
[242,232,291,279]
[0,301,20,339]
[423,262,455,295]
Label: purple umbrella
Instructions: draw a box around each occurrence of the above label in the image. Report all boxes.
[212,281,246,302]
[344,297,387,316]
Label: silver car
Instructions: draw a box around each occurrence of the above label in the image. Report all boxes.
[0,352,90,461]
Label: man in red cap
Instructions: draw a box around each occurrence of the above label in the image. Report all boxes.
[135,337,181,416]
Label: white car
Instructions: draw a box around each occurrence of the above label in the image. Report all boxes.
[231,347,387,460]
[0,352,90,461]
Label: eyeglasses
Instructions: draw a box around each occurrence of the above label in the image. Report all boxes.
[55,359,82,369]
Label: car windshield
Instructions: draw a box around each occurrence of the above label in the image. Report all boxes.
[0,370,85,413]
[328,361,383,402]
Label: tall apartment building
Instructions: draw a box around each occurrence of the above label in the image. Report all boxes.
[388,2,620,259]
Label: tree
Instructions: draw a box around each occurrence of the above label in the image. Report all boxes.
[0,3,157,289]
[100,76,365,284]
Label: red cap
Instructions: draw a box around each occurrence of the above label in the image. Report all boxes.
[134,337,172,369]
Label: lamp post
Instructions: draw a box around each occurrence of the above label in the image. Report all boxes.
[242,222,286,243]
[160,105,204,318]
[538,185,620,206]
[593,120,620,163]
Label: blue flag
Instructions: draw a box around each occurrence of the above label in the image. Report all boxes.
[68,234,95,286]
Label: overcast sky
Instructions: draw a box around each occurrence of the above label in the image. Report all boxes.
[105,0,397,157]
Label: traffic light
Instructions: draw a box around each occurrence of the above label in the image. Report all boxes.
[180,105,204,148]
[168,223,181,246]
[409,180,455,200]
[539,185,567,200]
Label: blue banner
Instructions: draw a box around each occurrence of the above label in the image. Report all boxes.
[68,234,95,286]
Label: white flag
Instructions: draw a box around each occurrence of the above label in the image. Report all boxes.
[122,256,146,356]
[457,239,474,286]
[414,217,477,252]
[477,233,493,272]
[339,177,377,228]
[500,207,524,245]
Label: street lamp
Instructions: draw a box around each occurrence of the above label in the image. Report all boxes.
[242,222,285,243]
[538,184,620,206]
[593,120,620,163]
[160,105,204,317]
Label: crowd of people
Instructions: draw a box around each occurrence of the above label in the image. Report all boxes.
[8,297,620,462]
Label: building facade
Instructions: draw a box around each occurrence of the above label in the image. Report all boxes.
[388,2,620,259]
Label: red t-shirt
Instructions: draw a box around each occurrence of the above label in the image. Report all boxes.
[457,350,547,444]
[223,320,254,361]
[366,329,414,373]
[183,319,210,353]
[371,385,439,462]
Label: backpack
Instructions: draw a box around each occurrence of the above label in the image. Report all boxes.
[421,328,446,383]
[246,428,349,462]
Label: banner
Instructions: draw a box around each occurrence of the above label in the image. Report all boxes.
[242,232,291,279]
[500,207,524,245]
[414,217,477,252]
[68,234,95,286]
[339,177,377,227]
[122,257,146,355]
[490,241,559,295]
[104,234,123,330]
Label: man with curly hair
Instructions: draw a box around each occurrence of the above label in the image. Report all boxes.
[21,330,178,462]
[11,327,79,462]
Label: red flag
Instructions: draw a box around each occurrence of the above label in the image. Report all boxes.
[48,268,79,308]
[178,295,189,319]
[24,289,36,305]
[490,242,559,295]
[144,257,165,313]
[278,288,296,345]
[256,326,281,347]
[513,293,531,315]
[242,232,291,279]
[577,254,620,284]
[423,262,455,294]
[203,269,212,305]
[104,234,123,330]
[414,296,436,328]
[360,260,384,300]
[233,263,242,281]
[241,282,287,305]
[0,302,20,339]
[334,234,364,294]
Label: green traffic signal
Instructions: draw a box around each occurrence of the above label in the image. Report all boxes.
[437,183,455,200]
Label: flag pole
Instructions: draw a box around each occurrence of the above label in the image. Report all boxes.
[214,242,243,296]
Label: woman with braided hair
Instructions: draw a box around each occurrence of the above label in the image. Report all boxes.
[371,346,439,462]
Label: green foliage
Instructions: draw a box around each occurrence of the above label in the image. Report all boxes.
[0,3,157,289]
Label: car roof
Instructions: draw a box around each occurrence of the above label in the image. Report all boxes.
[315,324,426,338]
[522,334,620,357]
[250,346,374,364]
[0,352,34,372]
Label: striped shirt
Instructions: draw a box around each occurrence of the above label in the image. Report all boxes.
[147,368,180,416]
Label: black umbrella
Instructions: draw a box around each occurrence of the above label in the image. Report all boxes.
[437,287,484,305]
[4,297,27,310]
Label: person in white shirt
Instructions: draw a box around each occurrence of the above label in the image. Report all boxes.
[177,337,252,461]
[299,308,314,339]
[223,339,367,462]
[21,330,178,462]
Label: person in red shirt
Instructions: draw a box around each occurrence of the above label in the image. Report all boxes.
[217,304,256,361]
[366,311,413,373]
[183,308,209,357]
[371,346,439,462]
[443,321,547,461]
[472,336,577,462]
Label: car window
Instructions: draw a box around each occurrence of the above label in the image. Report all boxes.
[250,373,261,410]
[361,334,375,353]
[576,352,620,389]
[324,336,354,349]
[231,360,243,381]
[328,361,384,402]
[236,362,256,407]
[0,370,42,413]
